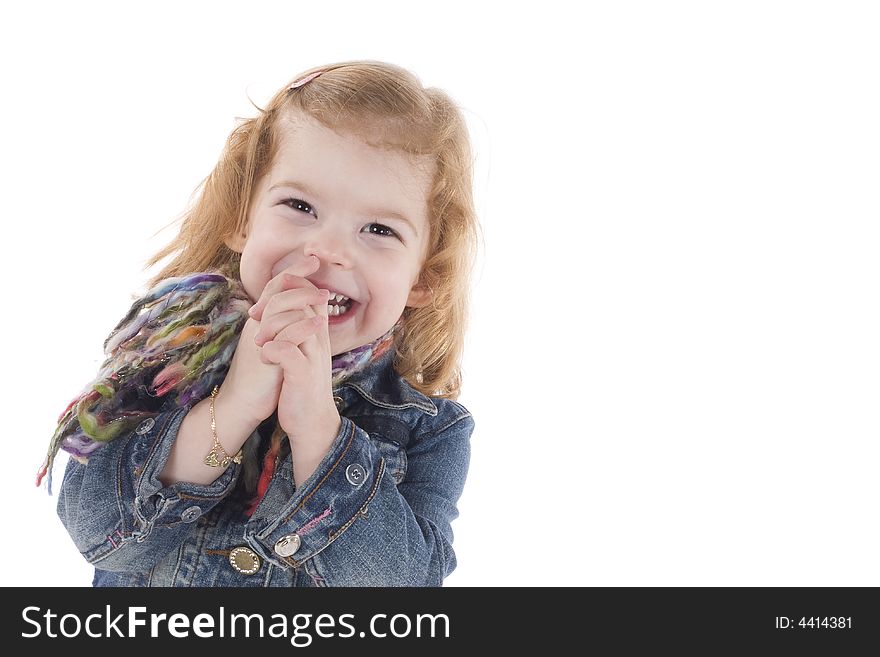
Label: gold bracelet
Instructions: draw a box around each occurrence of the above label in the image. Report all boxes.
[203,385,243,468]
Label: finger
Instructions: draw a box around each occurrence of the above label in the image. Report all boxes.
[313,293,329,319]
[250,275,320,321]
[260,288,330,330]
[260,338,308,370]
[305,289,329,328]
[298,317,332,364]
[248,257,322,319]
[256,314,323,348]
[311,296,332,353]
[276,254,320,280]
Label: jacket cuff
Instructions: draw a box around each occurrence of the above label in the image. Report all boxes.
[131,406,240,534]
[253,417,382,567]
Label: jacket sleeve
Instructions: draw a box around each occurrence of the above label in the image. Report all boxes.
[249,404,473,586]
[57,405,241,571]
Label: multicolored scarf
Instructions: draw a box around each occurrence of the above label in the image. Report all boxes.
[38,271,396,495]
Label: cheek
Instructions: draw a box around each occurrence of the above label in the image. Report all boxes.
[366,290,406,316]
[369,260,418,304]
[239,243,281,301]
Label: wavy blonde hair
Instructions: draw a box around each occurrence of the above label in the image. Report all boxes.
[144,60,477,399]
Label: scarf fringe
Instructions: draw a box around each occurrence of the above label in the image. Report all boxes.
[38,272,251,493]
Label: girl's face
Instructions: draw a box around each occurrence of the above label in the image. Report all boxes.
[226,112,433,356]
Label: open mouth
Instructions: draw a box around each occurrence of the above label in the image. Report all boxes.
[328,292,353,316]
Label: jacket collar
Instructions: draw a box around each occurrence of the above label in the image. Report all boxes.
[334,349,438,416]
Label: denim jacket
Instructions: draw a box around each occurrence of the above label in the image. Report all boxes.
[57,350,473,586]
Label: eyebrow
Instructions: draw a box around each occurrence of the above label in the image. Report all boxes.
[268,179,421,237]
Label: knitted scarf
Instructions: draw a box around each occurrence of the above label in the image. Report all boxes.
[38,271,397,495]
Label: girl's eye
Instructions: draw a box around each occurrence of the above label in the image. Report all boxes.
[282,198,314,215]
[364,223,399,239]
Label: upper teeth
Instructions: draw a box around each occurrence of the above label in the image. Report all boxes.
[330,293,349,303]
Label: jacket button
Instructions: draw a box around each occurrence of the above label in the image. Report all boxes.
[345,463,366,487]
[135,417,155,435]
[274,534,301,557]
[181,506,202,523]
[228,546,261,575]
[333,396,345,411]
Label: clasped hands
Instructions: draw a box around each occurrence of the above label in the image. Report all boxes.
[221,256,341,470]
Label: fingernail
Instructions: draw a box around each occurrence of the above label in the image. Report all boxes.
[248,304,257,316]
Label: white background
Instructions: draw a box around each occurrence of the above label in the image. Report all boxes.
[2,1,878,587]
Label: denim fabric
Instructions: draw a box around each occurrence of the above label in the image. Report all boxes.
[57,350,473,587]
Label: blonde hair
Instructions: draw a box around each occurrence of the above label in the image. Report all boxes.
[144,60,478,399]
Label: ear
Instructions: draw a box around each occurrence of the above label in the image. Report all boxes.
[224,229,248,254]
[406,283,433,308]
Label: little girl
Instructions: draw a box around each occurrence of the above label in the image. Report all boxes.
[39,60,478,587]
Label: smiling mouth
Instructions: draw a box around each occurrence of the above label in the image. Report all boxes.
[328,293,353,316]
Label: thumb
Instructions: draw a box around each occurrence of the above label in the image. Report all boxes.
[313,298,332,352]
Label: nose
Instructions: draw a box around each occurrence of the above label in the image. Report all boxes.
[303,225,352,269]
